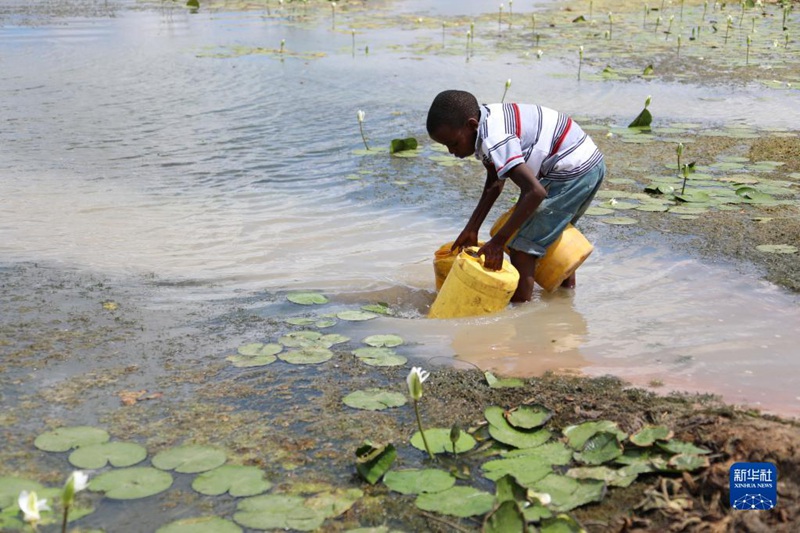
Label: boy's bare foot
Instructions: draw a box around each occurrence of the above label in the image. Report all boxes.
[561,272,576,289]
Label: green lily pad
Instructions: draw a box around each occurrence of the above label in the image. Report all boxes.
[236,342,283,357]
[0,506,24,531]
[156,516,243,533]
[584,206,615,216]
[484,371,525,388]
[227,343,281,367]
[601,216,638,225]
[362,334,404,347]
[415,486,494,517]
[287,292,329,305]
[34,426,110,452]
[383,469,456,495]
[337,310,379,321]
[756,244,798,254]
[567,465,640,488]
[390,137,418,154]
[285,317,316,326]
[481,455,553,485]
[234,494,325,531]
[629,425,674,446]
[279,331,323,347]
[192,465,273,497]
[304,488,363,519]
[635,203,670,212]
[573,431,623,465]
[540,513,587,532]
[485,406,551,449]
[506,405,553,429]
[0,477,44,509]
[410,428,477,454]
[667,453,710,471]
[152,445,227,473]
[68,441,147,469]
[361,303,394,315]
[352,347,407,367]
[527,473,606,511]
[355,441,397,485]
[503,441,575,463]
[343,389,407,411]
[600,200,638,210]
[564,421,627,450]
[279,347,334,365]
[90,467,173,500]
[656,439,710,455]
[484,500,525,533]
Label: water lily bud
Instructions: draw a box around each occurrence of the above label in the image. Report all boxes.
[645,95,652,108]
[676,142,684,157]
[505,78,512,89]
[406,366,429,400]
[63,471,89,508]
[357,110,365,123]
[449,424,461,444]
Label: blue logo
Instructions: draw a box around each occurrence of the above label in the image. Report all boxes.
[729,462,778,510]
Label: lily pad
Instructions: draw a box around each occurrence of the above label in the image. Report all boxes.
[540,514,587,532]
[279,331,323,347]
[383,469,456,495]
[90,467,173,500]
[234,494,325,531]
[362,334,404,347]
[156,516,243,533]
[68,441,148,469]
[352,347,407,367]
[564,421,627,450]
[573,431,624,465]
[337,310,378,321]
[584,206,615,216]
[527,473,606,511]
[667,453,710,471]
[227,343,281,367]
[756,244,798,254]
[279,347,334,364]
[629,425,674,447]
[287,292,328,305]
[34,426,110,452]
[304,488,363,519]
[152,445,227,473]
[410,428,477,454]
[506,405,553,429]
[601,216,638,225]
[656,439,710,455]
[355,441,397,485]
[343,389,407,411]
[236,342,283,357]
[484,371,525,388]
[415,486,494,517]
[390,137,418,154]
[481,455,553,485]
[361,303,394,315]
[0,477,44,509]
[192,465,273,497]
[485,406,552,449]
[484,500,525,533]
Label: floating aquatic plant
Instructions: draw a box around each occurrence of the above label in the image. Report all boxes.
[356,110,369,151]
[18,490,49,528]
[501,78,511,102]
[628,95,653,128]
[389,137,418,154]
[407,367,434,460]
[383,469,456,495]
[355,441,397,484]
[60,471,88,533]
[343,389,407,411]
[90,467,173,500]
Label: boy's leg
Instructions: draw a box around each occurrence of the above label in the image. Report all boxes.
[509,249,538,302]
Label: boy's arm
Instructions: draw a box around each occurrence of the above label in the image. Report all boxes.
[479,163,547,270]
[451,163,505,251]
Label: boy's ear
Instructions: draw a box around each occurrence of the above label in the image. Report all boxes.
[467,117,479,131]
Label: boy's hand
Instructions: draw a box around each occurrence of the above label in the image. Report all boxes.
[478,240,505,271]
[451,229,478,252]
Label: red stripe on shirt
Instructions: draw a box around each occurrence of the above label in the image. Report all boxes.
[550,117,573,156]
[512,103,522,138]
[497,154,525,173]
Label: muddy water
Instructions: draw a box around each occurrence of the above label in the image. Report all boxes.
[1,3,799,418]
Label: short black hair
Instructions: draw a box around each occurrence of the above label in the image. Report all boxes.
[426,90,480,134]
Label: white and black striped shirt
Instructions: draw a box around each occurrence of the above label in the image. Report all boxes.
[474,103,603,181]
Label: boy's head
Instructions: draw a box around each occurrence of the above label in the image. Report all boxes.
[426,90,481,159]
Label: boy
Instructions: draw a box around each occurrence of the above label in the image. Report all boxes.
[426,89,605,302]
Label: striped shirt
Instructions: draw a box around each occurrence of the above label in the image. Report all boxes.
[474,103,603,181]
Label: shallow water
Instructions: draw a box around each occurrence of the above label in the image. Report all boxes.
[1,0,799,424]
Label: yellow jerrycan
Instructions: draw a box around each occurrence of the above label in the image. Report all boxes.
[490,207,593,292]
[432,240,484,291]
[428,247,519,319]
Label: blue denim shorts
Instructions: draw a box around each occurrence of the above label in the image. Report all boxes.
[508,159,605,257]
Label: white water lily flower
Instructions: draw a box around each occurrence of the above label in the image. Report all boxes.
[18,490,50,523]
[63,470,89,508]
[527,490,552,505]
[406,366,430,400]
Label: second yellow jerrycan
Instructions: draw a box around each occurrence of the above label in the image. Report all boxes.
[490,207,593,292]
[428,247,519,319]
[432,240,485,291]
